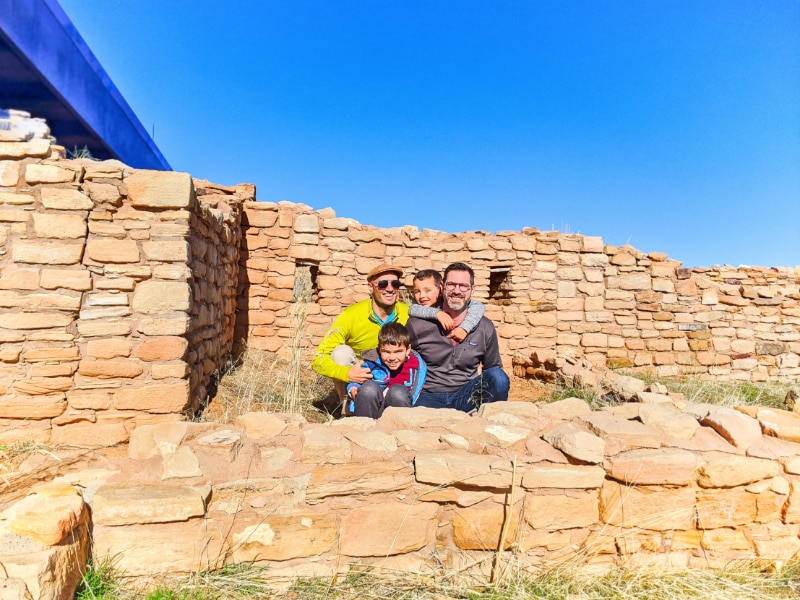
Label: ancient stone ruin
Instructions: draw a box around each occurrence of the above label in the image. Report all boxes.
[1,111,798,443]
[1,110,800,597]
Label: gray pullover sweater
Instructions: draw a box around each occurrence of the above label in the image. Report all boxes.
[407,315,502,393]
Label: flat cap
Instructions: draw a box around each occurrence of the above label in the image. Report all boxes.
[367,263,403,281]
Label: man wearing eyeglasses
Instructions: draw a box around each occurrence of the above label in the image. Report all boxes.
[312,263,409,411]
[407,262,509,414]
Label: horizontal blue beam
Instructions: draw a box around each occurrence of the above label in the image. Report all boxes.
[0,0,170,169]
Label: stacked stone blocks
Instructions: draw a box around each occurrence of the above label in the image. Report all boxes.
[0,111,245,446]
[1,109,798,447]
[7,398,800,594]
[239,202,799,383]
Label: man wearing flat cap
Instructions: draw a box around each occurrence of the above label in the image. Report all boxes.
[312,263,409,411]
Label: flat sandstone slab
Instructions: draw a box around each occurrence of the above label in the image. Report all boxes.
[92,484,208,525]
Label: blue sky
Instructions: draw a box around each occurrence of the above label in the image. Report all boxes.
[59,1,799,268]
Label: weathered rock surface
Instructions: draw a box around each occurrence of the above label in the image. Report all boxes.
[306,462,413,500]
[604,448,697,486]
[231,513,338,562]
[91,484,209,525]
[697,453,780,488]
[414,451,514,488]
[542,424,605,464]
[340,502,438,556]
[701,408,762,449]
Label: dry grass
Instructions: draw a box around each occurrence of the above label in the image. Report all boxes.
[205,348,334,424]
[202,265,339,423]
[548,374,797,411]
[0,440,53,473]
[658,378,796,409]
[206,348,798,426]
[284,265,314,414]
[75,559,800,600]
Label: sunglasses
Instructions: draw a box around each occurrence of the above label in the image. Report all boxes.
[374,279,401,290]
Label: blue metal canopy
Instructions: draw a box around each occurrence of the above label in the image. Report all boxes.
[0,0,170,169]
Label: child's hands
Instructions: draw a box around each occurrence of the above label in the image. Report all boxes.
[347,362,372,384]
[447,327,468,342]
[349,387,359,399]
[436,311,455,331]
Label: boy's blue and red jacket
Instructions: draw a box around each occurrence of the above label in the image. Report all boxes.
[346,349,427,406]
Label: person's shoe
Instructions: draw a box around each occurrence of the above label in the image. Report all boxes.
[342,397,357,417]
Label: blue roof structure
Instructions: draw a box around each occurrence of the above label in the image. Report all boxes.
[0,0,170,169]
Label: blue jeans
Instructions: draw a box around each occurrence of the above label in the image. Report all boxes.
[352,381,412,419]
[415,367,510,413]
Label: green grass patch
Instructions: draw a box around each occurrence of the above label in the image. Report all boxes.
[75,560,116,600]
[548,381,601,405]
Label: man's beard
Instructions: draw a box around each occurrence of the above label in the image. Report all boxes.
[446,294,468,312]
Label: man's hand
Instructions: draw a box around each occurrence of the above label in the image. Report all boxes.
[447,327,468,342]
[436,311,455,331]
[347,362,372,384]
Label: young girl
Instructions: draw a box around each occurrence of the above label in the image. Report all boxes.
[408,269,485,342]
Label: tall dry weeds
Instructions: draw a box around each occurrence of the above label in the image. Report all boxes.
[206,346,332,423]
[283,263,313,414]
[207,264,332,422]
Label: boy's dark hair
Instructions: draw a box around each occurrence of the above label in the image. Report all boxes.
[378,321,410,348]
[444,262,475,285]
[413,269,442,286]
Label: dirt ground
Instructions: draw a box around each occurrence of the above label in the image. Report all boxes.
[507,375,554,402]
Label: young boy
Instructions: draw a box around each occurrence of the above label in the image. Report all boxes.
[345,322,426,418]
[409,269,485,342]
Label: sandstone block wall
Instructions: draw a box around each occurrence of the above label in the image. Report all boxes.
[0,111,245,445]
[3,110,800,591]
[7,397,800,593]
[1,109,799,447]
[186,181,249,407]
[240,202,799,383]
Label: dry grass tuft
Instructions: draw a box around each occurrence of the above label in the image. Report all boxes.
[549,375,797,411]
[205,262,337,423]
[659,378,795,409]
[0,440,53,473]
[73,559,800,600]
[205,348,334,424]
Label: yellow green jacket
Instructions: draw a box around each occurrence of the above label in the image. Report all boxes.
[312,299,409,382]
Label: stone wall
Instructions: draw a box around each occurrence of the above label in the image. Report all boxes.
[240,202,800,383]
[3,110,800,594]
[186,181,250,408]
[0,111,246,446]
[1,108,799,447]
[7,396,800,595]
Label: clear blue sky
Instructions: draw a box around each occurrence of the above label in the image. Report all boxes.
[59,0,799,268]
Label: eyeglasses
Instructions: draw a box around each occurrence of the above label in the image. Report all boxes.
[375,279,401,290]
[444,282,472,291]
